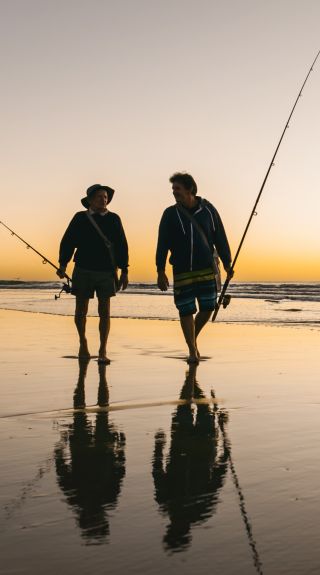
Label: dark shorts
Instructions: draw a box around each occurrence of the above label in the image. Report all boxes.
[71,266,116,299]
[173,268,217,317]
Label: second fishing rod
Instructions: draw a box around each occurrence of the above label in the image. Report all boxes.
[212,49,320,322]
[0,220,72,299]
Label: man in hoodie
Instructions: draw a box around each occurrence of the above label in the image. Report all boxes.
[156,173,232,364]
[57,184,129,363]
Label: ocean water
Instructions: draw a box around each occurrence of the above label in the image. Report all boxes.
[0,280,319,327]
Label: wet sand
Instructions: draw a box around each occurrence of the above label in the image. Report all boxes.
[1,309,320,574]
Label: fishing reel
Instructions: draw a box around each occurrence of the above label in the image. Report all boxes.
[55,280,72,300]
[222,294,232,309]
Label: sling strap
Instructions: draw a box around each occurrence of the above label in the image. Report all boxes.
[86,211,119,289]
[176,203,221,290]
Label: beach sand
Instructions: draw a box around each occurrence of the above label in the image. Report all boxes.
[1,308,320,574]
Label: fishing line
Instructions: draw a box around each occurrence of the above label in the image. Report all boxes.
[0,220,71,299]
[212,49,320,322]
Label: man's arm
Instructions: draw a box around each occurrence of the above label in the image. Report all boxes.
[57,213,80,278]
[156,211,170,291]
[210,207,232,273]
[114,216,129,290]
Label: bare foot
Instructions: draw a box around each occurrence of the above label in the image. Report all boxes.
[98,356,111,365]
[98,349,111,364]
[187,354,199,365]
[79,341,90,359]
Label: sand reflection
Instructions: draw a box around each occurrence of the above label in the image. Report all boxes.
[54,360,126,545]
[152,364,229,552]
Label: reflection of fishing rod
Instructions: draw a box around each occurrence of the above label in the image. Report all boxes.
[0,220,71,299]
[211,389,263,571]
[216,405,264,574]
[212,49,320,322]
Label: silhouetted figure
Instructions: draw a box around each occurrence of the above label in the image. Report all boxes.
[57,183,129,363]
[152,364,229,552]
[55,360,126,545]
[156,172,232,364]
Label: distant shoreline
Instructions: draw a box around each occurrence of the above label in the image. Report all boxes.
[1,279,320,285]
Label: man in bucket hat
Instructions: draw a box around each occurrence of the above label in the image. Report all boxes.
[57,184,129,363]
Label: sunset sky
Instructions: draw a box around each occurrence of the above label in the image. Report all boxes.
[1,0,319,282]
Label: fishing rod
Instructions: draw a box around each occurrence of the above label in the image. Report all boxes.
[0,220,72,299]
[212,49,320,322]
[216,406,264,574]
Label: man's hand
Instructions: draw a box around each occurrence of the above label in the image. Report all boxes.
[224,264,234,279]
[56,266,67,279]
[157,271,169,291]
[118,271,128,291]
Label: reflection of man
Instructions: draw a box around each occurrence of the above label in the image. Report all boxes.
[57,184,129,363]
[54,361,126,545]
[152,364,229,552]
[156,173,232,364]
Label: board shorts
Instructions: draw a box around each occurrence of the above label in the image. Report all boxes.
[71,266,116,299]
[173,267,217,317]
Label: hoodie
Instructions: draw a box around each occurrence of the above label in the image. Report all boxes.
[156,198,231,274]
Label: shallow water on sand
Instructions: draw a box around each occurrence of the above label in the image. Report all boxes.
[1,311,320,574]
[1,284,320,327]
[2,374,320,574]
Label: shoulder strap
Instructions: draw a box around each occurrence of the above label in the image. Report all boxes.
[176,203,220,283]
[86,211,116,269]
[86,211,112,246]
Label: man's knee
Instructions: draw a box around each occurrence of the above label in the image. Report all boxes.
[75,298,89,318]
[97,298,110,317]
[197,310,212,320]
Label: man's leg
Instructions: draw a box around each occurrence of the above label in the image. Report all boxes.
[195,310,212,337]
[174,281,198,363]
[75,297,90,358]
[194,278,217,357]
[179,314,199,364]
[97,297,111,363]
[194,310,212,358]
[97,363,109,406]
[73,357,90,408]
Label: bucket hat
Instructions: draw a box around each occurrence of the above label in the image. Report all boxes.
[81,184,115,208]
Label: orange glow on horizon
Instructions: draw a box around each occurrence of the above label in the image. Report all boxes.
[1,236,319,283]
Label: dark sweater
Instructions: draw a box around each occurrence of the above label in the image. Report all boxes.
[156,198,231,274]
[59,211,129,272]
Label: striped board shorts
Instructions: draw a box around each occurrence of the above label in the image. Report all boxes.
[173,267,217,317]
